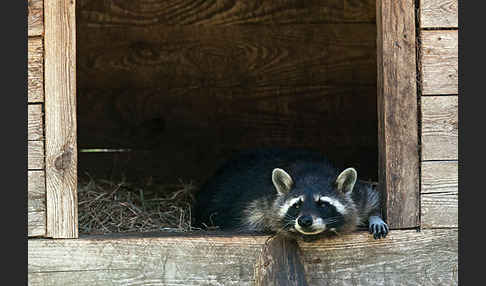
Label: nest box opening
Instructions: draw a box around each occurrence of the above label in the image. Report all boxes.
[75,0,378,234]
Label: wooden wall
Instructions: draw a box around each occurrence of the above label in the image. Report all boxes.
[28,1,459,285]
[419,0,458,229]
[28,0,46,237]
[76,0,380,183]
[29,230,458,285]
[28,0,79,239]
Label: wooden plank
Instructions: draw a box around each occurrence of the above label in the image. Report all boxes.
[28,141,44,170]
[420,0,458,28]
[77,86,378,146]
[28,104,43,141]
[421,161,458,228]
[44,0,78,238]
[254,236,308,286]
[302,229,458,285]
[28,0,44,36]
[28,230,458,285]
[77,24,376,89]
[28,37,44,103]
[28,170,46,213]
[77,0,375,27]
[421,30,458,95]
[421,193,457,228]
[28,171,46,237]
[78,146,379,191]
[76,86,378,177]
[421,96,458,161]
[376,0,420,228]
[28,211,46,237]
[421,161,458,194]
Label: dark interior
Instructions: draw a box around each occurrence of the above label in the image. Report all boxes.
[76,0,378,185]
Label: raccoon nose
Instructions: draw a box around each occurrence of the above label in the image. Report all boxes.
[297,216,313,227]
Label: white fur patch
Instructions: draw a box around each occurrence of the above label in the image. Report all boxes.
[313,195,348,214]
[278,195,304,218]
[295,225,325,235]
[294,215,326,235]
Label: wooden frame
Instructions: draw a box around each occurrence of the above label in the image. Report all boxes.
[37,0,421,237]
[44,0,78,238]
[419,0,458,230]
[376,0,420,228]
[28,230,458,285]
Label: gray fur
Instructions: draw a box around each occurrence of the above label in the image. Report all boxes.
[242,177,386,240]
[193,148,388,240]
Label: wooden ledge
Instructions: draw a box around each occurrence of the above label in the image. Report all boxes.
[29,229,457,285]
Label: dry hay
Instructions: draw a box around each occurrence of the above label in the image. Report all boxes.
[78,174,199,234]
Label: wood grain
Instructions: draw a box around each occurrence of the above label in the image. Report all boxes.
[76,85,378,154]
[44,0,78,238]
[28,171,46,237]
[420,0,458,28]
[300,229,457,285]
[421,30,458,95]
[28,0,43,36]
[421,161,458,194]
[254,236,308,286]
[28,170,46,213]
[77,24,376,89]
[421,96,458,161]
[76,22,379,182]
[28,229,458,285]
[421,161,458,228]
[28,104,43,141]
[376,0,420,228]
[421,193,457,228]
[78,145,379,190]
[28,211,46,237]
[28,141,44,170]
[28,37,43,103]
[77,0,376,27]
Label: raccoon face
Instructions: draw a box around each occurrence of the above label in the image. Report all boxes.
[272,168,357,236]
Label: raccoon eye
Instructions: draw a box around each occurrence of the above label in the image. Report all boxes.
[293,201,302,209]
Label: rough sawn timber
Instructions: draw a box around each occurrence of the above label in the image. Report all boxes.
[420,0,458,28]
[28,171,46,237]
[28,0,44,36]
[44,0,78,238]
[28,141,44,170]
[28,229,458,285]
[28,37,44,103]
[77,0,376,27]
[28,104,43,141]
[421,30,458,95]
[254,236,308,286]
[421,96,458,161]
[376,0,419,228]
[421,161,458,228]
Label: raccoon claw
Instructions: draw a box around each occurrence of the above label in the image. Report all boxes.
[368,216,389,239]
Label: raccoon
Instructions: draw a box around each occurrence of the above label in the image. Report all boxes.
[192,148,389,241]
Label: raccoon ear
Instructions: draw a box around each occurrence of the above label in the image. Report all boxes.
[335,167,357,194]
[272,168,293,195]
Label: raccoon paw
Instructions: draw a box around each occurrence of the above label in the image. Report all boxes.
[368,216,389,239]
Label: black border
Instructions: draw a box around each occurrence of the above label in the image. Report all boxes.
[3,0,28,284]
[458,0,472,285]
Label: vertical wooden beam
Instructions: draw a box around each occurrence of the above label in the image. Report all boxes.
[254,236,308,286]
[44,0,78,238]
[376,0,419,228]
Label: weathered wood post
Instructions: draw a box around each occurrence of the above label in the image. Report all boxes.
[254,235,308,286]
